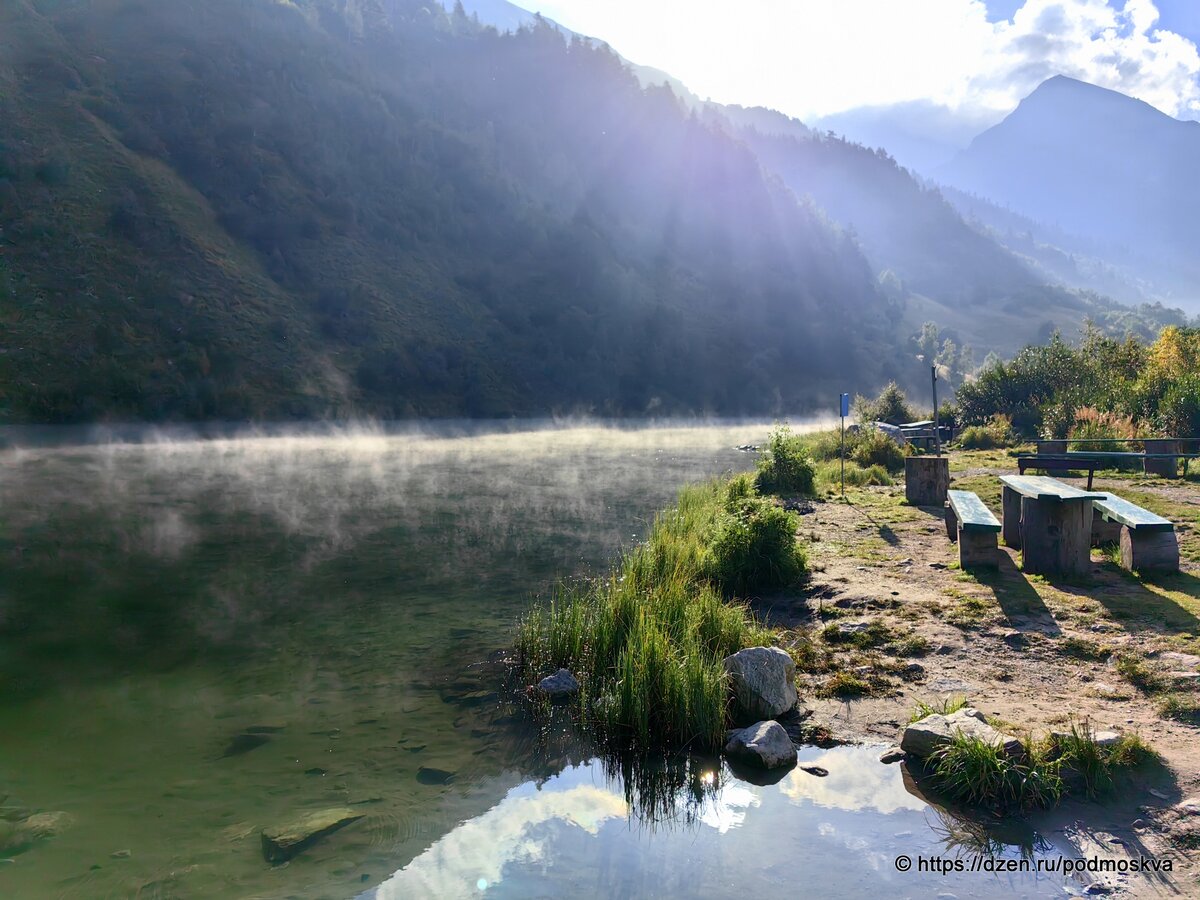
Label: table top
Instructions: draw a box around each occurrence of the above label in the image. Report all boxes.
[999,475,1106,501]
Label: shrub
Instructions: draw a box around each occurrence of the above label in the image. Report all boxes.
[854,381,916,425]
[851,428,905,473]
[1156,373,1200,437]
[816,671,872,698]
[1069,406,1139,451]
[957,414,1015,450]
[705,497,805,595]
[755,425,816,495]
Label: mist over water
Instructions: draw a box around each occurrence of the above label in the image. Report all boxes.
[0,419,1074,898]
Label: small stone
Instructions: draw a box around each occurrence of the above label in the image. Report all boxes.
[1132,819,1147,829]
[879,747,906,764]
[1150,788,1170,801]
[261,808,364,864]
[900,663,925,681]
[111,849,132,859]
[1085,884,1113,895]
[928,562,947,570]
[535,669,579,699]
[723,721,797,770]
[800,765,828,777]
[1173,797,1200,816]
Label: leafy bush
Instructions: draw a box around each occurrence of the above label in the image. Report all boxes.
[1157,373,1200,437]
[851,428,905,472]
[706,496,805,595]
[755,425,816,495]
[957,414,1015,450]
[854,381,916,425]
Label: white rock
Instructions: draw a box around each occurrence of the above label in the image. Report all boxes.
[723,720,797,769]
[900,708,1023,759]
[722,647,797,723]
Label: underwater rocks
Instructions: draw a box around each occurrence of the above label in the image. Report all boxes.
[900,708,1023,759]
[0,810,74,856]
[535,669,579,700]
[722,647,797,723]
[261,808,364,863]
[723,721,797,770]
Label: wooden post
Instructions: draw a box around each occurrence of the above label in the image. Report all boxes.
[1120,527,1180,573]
[1144,439,1180,479]
[1020,497,1093,576]
[1001,485,1022,550]
[904,456,949,506]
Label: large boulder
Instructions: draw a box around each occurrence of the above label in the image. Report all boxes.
[724,721,797,770]
[900,708,1023,759]
[723,647,797,723]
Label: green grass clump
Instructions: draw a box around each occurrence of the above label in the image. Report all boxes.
[1115,652,1166,693]
[1052,721,1155,798]
[924,720,1153,811]
[892,634,932,657]
[1157,694,1200,724]
[516,476,801,753]
[755,424,816,495]
[820,619,893,649]
[1059,636,1112,661]
[909,696,968,723]
[816,671,873,698]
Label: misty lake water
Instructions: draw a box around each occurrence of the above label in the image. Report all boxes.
[0,421,1086,898]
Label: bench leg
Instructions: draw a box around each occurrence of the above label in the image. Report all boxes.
[1001,485,1022,550]
[1020,497,1093,576]
[944,504,958,543]
[959,528,998,569]
[1091,517,1121,547]
[1120,528,1180,573]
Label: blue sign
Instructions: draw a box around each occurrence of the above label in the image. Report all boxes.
[839,393,850,418]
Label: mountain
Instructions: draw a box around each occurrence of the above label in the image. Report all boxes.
[938,76,1200,311]
[0,0,892,423]
[810,100,998,176]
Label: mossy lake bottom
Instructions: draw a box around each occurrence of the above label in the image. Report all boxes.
[1,422,1086,898]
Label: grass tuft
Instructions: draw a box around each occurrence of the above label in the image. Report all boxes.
[909,696,968,723]
[517,476,803,753]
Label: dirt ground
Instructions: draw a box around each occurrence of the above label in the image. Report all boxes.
[760,450,1200,897]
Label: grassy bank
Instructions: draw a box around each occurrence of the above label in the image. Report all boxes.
[517,442,811,752]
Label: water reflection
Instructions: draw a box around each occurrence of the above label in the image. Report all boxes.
[366,746,1076,900]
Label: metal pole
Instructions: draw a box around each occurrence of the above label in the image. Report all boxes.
[931,365,941,456]
[840,412,845,498]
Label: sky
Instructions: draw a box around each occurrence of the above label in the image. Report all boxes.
[528,0,1200,122]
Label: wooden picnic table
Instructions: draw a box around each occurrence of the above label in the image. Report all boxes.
[998,475,1105,576]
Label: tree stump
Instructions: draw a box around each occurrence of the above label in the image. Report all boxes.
[1001,485,1022,550]
[1020,497,1093,576]
[1144,440,1180,479]
[905,456,949,506]
[1120,527,1180,573]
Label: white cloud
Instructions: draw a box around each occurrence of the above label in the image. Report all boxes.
[530,0,1200,120]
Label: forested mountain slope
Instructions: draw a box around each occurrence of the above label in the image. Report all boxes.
[0,0,903,422]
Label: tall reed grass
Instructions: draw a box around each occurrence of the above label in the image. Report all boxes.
[516,477,802,752]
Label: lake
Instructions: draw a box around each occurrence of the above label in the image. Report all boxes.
[0,421,1080,898]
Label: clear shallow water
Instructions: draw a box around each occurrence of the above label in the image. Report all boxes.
[0,421,1078,898]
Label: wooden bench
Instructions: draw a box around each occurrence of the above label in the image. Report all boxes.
[1092,493,1179,572]
[1020,452,1200,488]
[944,490,1001,568]
[998,475,1105,576]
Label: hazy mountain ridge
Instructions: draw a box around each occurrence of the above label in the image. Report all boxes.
[938,75,1200,311]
